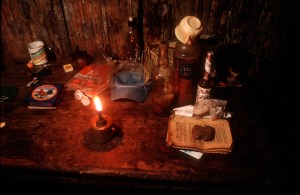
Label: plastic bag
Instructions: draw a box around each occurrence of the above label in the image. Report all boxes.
[193,99,227,120]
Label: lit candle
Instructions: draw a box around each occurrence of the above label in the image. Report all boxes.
[93,96,102,112]
[93,96,107,127]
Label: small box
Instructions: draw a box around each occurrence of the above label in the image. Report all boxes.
[63,64,73,72]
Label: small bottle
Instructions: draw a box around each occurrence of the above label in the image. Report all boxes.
[193,51,214,118]
[151,41,175,116]
[195,51,214,103]
[126,16,143,82]
[173,16,202,107]
[126,16,140,63]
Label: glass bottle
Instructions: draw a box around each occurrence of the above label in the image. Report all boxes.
[173,16,202,107]
[151,41,175,116]
[193,51,214,118]
[173,40,200,107]
[126,16,140,63]
[126,16,143,82]
[195,51,214,103]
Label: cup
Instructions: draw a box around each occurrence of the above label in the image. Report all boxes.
[175,16,203,44]
[28,41,48,65]
[89,115,115,144]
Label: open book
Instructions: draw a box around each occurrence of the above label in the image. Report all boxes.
[166,114,233,154]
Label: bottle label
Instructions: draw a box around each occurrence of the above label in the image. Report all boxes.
[174,53,198,80]
[204,59,211,73]
[175,58,196,80]
[179,63,193,79]
[195,85,211,102]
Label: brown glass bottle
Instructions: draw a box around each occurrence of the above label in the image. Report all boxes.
[173,16,202,107]
[195,51,214,103]
[151,41,175,116]
[173,40,200,107]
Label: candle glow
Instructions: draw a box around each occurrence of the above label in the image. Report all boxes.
[93,96,102,112]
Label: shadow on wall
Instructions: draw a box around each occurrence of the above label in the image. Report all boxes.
[213,43,253,87]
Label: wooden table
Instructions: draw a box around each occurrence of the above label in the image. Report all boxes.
[0,60,287,194]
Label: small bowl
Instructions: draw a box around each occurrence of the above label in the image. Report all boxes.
[175,16,203,44]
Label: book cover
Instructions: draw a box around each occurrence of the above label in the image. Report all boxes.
[65,62,113,98]
[25,83,65,109]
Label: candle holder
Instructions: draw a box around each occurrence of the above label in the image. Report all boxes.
[89,113,115,144]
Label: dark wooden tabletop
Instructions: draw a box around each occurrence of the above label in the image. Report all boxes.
[0,60,287,194]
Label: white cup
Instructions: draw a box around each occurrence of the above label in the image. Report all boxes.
[175,16,203,44]
[28,41,48,65]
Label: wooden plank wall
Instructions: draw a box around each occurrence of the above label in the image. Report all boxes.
[1,0,137,65]
[1,0,295,80]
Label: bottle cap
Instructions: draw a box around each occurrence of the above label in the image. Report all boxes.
[128,16,134,26]
[175,16,203,44]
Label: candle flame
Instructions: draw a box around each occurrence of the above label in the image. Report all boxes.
[93,96,102,111]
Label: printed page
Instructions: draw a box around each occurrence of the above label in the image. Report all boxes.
[166,115,233,153]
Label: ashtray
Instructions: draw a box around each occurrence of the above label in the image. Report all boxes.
[110,70,150,102]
